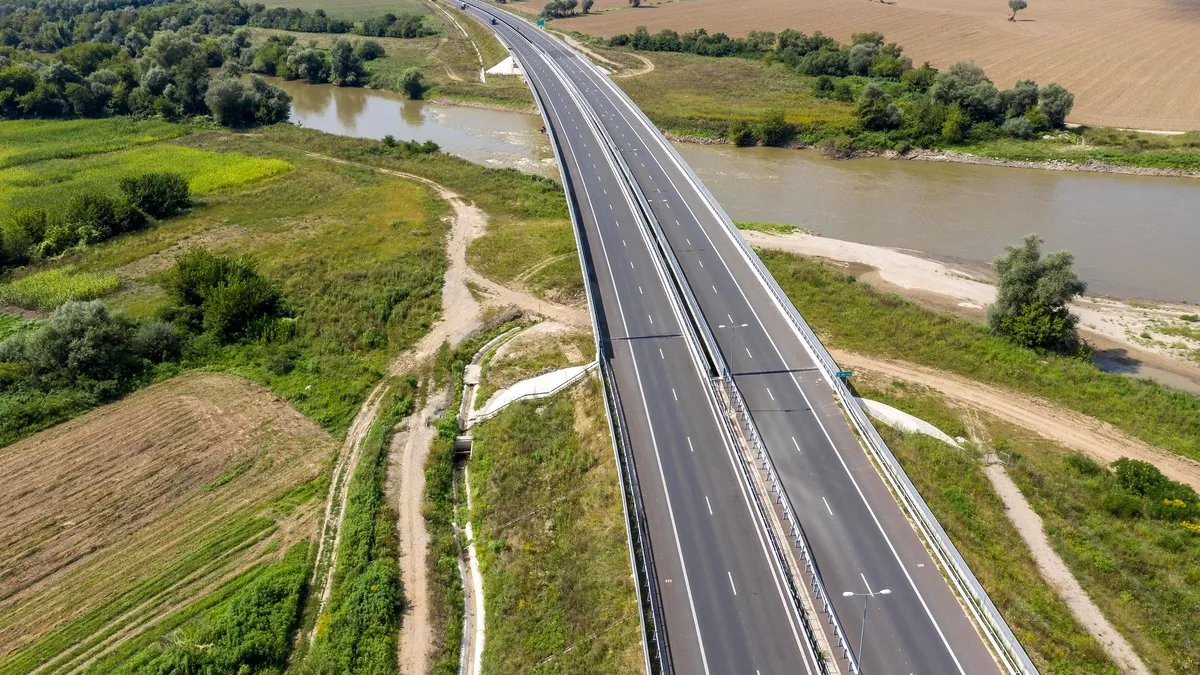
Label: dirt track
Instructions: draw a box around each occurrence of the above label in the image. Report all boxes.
[547,0,1200,131]
[835,350,1200,492]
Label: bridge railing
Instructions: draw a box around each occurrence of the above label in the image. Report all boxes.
[567,51,1038,674]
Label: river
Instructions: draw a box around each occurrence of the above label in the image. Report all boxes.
[278,80,1198,303]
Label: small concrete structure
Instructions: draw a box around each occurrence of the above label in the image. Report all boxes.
[486,56,521,76]
[857,398,961,448]
[475,364,594,423]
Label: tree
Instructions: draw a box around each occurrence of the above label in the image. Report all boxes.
[941,103,968,143]
[329,38,365,86]
[1000,115,1035,139]
[398,68,426,100]
[987,235,1087,352]
[901,62,938,93]
[1039,82,1074,128]
[354,39,385,61]
[1008,0,1028,21]
[1006,79,1038,117]
[630,0,642,6]
[854,83,902,131]
[204,75,291,128]
[582,0,595,12]
[930,62,1001,123]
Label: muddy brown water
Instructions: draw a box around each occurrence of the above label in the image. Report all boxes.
[277,81,1198,303]
[272,77,556,178]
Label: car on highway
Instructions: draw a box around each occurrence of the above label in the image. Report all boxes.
[490,16,497,24]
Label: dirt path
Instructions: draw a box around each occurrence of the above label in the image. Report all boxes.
[983,463,1150,674]
[555,31,654,78]
[300,151,589,673]
[833,350,1200,492]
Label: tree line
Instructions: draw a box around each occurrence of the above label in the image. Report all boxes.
[611,27,1075,151]
[248,6,434,39]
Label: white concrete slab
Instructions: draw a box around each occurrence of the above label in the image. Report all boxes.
[858,397,961,448]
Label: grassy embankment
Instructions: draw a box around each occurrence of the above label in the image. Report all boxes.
[858,376,1200,673]
[469,377,642,673]
[603,47,1200,171]
[759,250,1200,464]
[249,0,533,109]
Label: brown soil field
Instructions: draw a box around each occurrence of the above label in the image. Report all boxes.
[543,0,1200,131]
[0,373,334,670]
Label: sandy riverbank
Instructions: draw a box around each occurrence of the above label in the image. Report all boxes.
[741,229,1200,394]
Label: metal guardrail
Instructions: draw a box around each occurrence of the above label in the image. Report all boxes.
[474,7,664,673]
[558,54,837,674]
[566,55,1038,674]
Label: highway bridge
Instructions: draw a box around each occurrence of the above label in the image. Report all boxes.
[457,3,1035,673]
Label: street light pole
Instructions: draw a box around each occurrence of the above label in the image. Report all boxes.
[717,322,748,377]
[843,587,891,670]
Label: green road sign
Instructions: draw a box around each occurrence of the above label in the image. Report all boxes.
[536,18,545,26]
[836,370,853,379]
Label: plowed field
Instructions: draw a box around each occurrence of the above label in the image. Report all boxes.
[0,373,333,671]
[545,0,1200,131]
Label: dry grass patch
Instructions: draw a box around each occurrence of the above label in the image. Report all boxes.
[548,0,1200,131]
[0,372,333,673]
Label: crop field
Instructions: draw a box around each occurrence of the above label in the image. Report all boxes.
[0,119,187,170]
[0,373,333,674]
[0,266,121,310]
[0,143,292,221]
[546,0,1200,131]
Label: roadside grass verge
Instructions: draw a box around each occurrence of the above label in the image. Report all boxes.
[469,378,642,673]
[758,250,1200,463]
[0,266,121,310]
[0,118,187,169]
[854,382,1117,673]
[0,143,292,220]
[303,378,416,673]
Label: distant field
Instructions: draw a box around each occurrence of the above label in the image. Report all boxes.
[261,0,432,20]
[0,142,291,220]
[0,118,186,170]
[0,373,332,673]
[543,0,1200,131]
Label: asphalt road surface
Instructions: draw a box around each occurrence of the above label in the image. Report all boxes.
[461,4,1005,673]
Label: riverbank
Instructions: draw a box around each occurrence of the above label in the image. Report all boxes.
[743,229,1200,394]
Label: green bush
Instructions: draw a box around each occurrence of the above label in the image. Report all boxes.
[728,119,756,146]
[119,172,192,219]
[166,249,284,342]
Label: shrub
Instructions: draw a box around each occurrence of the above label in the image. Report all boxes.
[1064,453,1104,476]
[201,275,283,342]
[167,249,283,342]
[728,119,756,146]
[132,319,182,363]
[355,39,385,61]
[1102,490,1143,518]
[0,300,138,386]
[1000,115,1035,140]
[756,108,793,146]
[120,172,192,219]
[398,68,427,100]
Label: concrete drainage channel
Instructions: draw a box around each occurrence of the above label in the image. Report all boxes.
[448,323,600,675]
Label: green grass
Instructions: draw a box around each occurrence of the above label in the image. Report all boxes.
[1007,435,1200,673]
[470,378,642,673]
[615,50,854,140]
[474,328,594,409]
[759,250,1200,463]
[303,379,413,673]
[0,143,292,220]
[735,220,802,234]
[858,382,1118,674]
[0,313,25,340]
[0,266,121,310]
[962,134,1200,173]
[0,118,187,170]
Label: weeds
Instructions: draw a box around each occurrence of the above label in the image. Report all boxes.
[0,266,121,309]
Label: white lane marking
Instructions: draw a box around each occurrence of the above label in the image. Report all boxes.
[622,239,627,246]
[705,496,713,515]
[727,314,733,323]
[630,261,634,269]
[686,436,694,452]
[746,347,753,359]
[686,238,692,246]
[638,286,643,294]
[603,189,606,194]
[712,285,718,294]
[577,61,961,671]
[672,388,678,401]
[524,58,715,675]
[862,573,875,595]
[767,388,774,401]
[609,203,613,210]
[727,571,738,596]
[791,436,801,453]
[648,314,654,325]
[697,259,703,267]
[823,497,833,516]
[676,219,681,226]
[660,348,665,359]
